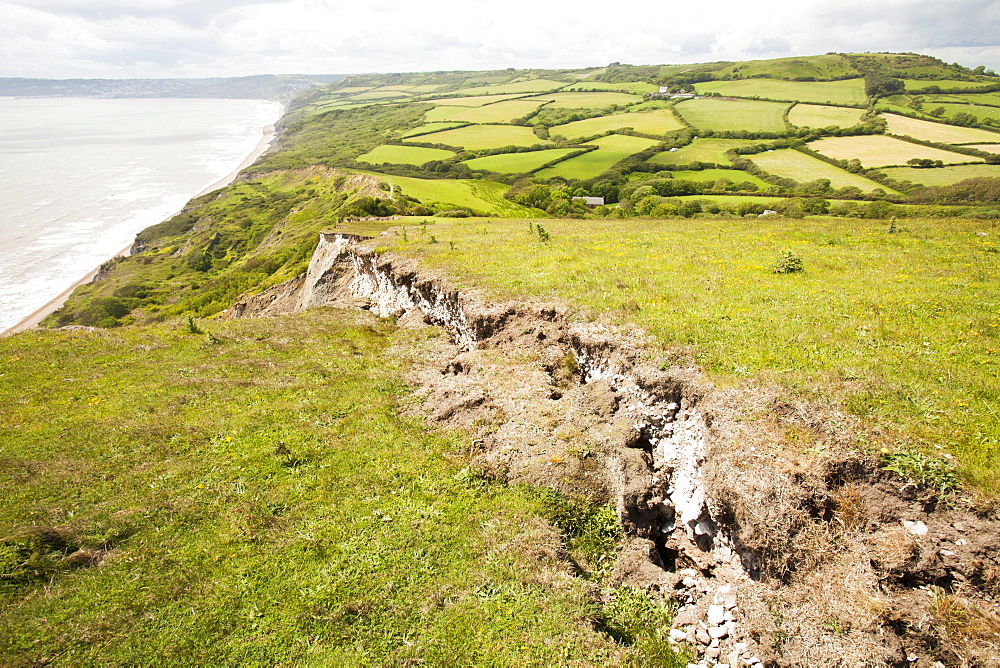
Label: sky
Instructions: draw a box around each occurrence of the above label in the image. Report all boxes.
[2,0,1000,79]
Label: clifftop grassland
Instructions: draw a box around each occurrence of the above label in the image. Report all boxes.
[3,52,1000,665]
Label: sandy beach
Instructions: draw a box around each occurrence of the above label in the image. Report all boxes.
[1,109,282,337]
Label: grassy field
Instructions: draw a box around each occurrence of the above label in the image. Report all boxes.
[534,135,660,180]
[551,111,685,139]
[355,172,542,216]
[666,168,772,188]
[963,144,1000,153]
[711,55,859,82]
[750,149,892,191]
[809,135,982,168]
[880,163,1000,186]
[924,103,1000,125]
[674,98,789,133]
[401,122,467,138]
[417,93,530,107]
[883,113,1000,144]
[788,104,865,128]
[528,92,642,109]
[648,138,772,166]
[403,125,541,151]
[462,148,581,174]
[447,80,567,96]
[428,100,546,124]
[0,312,686,664]
[356,144,456,166]
[389,215,1000,491]
[693,79,867,105]
[564,82,659,95]
[902,79,997,92]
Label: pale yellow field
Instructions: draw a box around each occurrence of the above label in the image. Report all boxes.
[882,113,1000,144]
[809,135,983,168]
[550,110,685,139]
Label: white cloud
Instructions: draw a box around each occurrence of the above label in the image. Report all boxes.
[1,0,999,78]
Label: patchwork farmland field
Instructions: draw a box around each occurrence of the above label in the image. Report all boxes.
[357,172,541,216]
[428,99,545,124]
[648,139,773,165]
[674,98,789,133]
[402,122,467,138]
[462,148,581,173]
[809,135,982,168]
[448,79,567,96]
[356,144,455,166]
[964,144,1000,153]
[551,110,685,139]
[666,168,772,188]
[417,93,532,107]
[788,104,865,128]
[535,134,660,179]
[922,103,1000,125]
[693,78,867,105]
[405,124,541,150]
[750,149,891,191]
[528,91,641,109]
[564,81,659,95]
[883,113,1000,144]
[880,163,1000,186]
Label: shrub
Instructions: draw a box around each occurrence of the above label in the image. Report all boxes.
[772,250,804,274]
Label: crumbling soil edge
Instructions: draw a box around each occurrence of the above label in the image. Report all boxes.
[227,233,1000,667]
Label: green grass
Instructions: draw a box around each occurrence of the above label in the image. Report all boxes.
[788,104,865,129]
[750,149,891,191]
[355,172,543,216]
[528,92,642,109]
[0,312,683,664]
[693,78,867,105]
[402,122,467,138]
[711,55,859,81]
[902,79,997,92]
[666,169,771,188]
[883,113,1000,144]
[550,111,685,139]
[462,149,582,174]
[924,103,1000,125]
[388,216,1000,491]
[404,125,541,151]
[447,79,568,96]
[535,135,661,179]
[564,81,659,95]
[428,100,546,124]
[648,138,773,166]
[809,135,983,168]
[356,144,456,166]
[674,98,790,133]
[417,93,532,107]
[926,92,1000,107]
[880,164,1000,186]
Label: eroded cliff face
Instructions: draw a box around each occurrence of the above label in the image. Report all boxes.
[226,233,1000,667]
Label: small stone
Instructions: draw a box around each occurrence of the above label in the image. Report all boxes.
[708,625,728,639]
[696,629,712,645]
[733,642,747,654]
[747,658,761,666]
[683,576,698,587]
[709,638,719,649]
[941,549,956,557]
[902,520,928,536]
[724,610,735,622]
[707,605,726,625]
[670,628,688,643]
[705,647,721,660]
[717,584,732,595]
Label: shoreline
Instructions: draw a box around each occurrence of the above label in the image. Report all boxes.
[1,105,283,338]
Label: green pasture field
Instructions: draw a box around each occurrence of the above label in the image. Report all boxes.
[874,99,933,119]
[534,135,660,180]
[355,171,542,216]
[417,93,531,107]
[809,135,983,168]
[462,148,581,174]
[346,90,413,101]
[403,124,541,151]
[924,103,1000,125]
[389,215,1000,491]
[693,78,867,105]
[902,79,997,92]
[666,168,772,188]
[401,122,466,138]
[750,148,892,191]
[710,54,859,81]
[528,91,642,109]
[675,194,785,205]
[564,82,659,95]
[926,92,1000,107]
[648,138,772,166]
[0,313,681,664]
[883,113,1000,144]
[880,163,1000,186]
[447,79,568,97]
[550,111,685,139]
[429,100,546,124]
[788,104,865,128]
[674,98,790,133]
[355,145,456,166]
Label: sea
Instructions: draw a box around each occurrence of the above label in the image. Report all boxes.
[0,97,283,333]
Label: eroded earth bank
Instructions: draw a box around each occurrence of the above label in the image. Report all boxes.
[228,232,1000,667]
